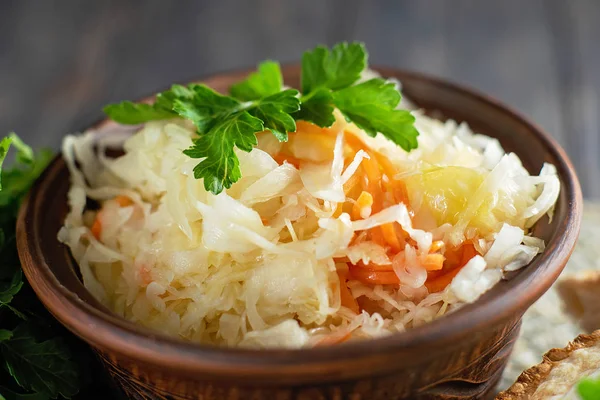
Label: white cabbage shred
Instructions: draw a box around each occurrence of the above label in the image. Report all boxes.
[59,111,560,348]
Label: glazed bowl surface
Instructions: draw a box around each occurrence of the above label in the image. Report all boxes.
[16,66,582,400]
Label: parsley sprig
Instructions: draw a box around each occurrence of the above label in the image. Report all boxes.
[104,42,419,195]
[0,135,86,400]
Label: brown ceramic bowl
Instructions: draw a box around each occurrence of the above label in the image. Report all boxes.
[17,66,582,400]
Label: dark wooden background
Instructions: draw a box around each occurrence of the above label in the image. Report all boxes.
[1,0,599,197]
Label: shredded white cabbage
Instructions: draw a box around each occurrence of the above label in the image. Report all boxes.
[59,109,560,348]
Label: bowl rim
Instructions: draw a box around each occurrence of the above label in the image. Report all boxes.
[17,65,582,381]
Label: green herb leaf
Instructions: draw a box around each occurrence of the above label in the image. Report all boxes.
[247,89,299,141]
[6,134,33,166]
[102,84,193,124]
[0,324,80,399]
[294,88,335,127]
[578,376,600,400]
[173,84,243,133]
[333,78,419,151]
[0,135,83,398]
[230,61,283,101]
[0,137,13,191]
[301,42,366,93]
[0,148,54,209]
[0,269,23,306]
[155,84,193,111]
[176,84,299,192]
[184,112,263,194]
[103,42,418,194]
[103,101,175,124]
[0,329,12,342]
[0,259,26,320]
[0,386,49,400]
[0,133,49,322]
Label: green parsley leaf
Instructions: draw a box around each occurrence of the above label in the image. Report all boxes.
[155,84,192,110]
[183,112,263,194]
[0,324,80,399]
[0,269,23,307]
[293,88,335,127]
[0,240,26,320]
[230,61,283,101]
[246,89,299,141]
[0,235,20,282]
[103,84,193,124]
[176,84,299,192]
[333,78,419,151]
[0,146,54,209]
[103,101,174,124]
[0,134,85,398]
[297,43,418,148]
[0,386,49,400]
[0,133,49,322]
[0,136,13,190]
[103,42,418,194]
[578,376,600,400]
[0,330,12,342]
[301,42,367,93]
[173,84,244,133]
[6,134,33,166]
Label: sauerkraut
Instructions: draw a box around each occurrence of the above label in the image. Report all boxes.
[58,109,560,348]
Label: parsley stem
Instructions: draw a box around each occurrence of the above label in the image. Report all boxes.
[231,100,259,115]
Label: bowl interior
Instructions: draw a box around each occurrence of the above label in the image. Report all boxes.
[18,66,582,380]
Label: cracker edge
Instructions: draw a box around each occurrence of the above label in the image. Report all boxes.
[496,330,600,399]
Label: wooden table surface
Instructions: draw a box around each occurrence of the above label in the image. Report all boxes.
[2,1,599,196]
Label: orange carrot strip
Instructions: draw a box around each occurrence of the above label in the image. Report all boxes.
[272,153,303,168]
[343,173,361,195]
[425,244,478,292]
[344,133,382,187]
[352,261,394,272]
[381,223,402,251]
[91,213,102,240]
[138,265,153,285]
[425,267,462,293]
[430,240,445,253]
[296,120,334,136]
[344,131,370,152]
[442,245,463,270]
[349,267,400,285]
[334,256,352,264]
[370,188,384,213]
[352,191,373,220]
[422,254,445,271]
[345,131,412,207]
[315,331,352,346]
[369,225,387,247]
[461,243,477,265]
[337,272,360,314]
[345,131,396,181]
[115,195,134,207]
[345,131,386,163]
[426,269,445,280]
[91,196,133,240]
[392,180,410,206]
[373,152,398,179]
[361,152,382,188]
[350,231,368,246]
[333,203,344,218]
